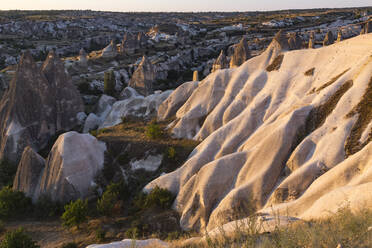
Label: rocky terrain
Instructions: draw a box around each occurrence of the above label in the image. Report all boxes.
[0,7,371,248]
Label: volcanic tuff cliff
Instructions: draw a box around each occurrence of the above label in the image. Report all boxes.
[0,51,83,163]
[146,33,372,232]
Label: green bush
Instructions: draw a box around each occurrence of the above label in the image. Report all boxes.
[34,195,63,218]
[105,180,129,201]
[0,160,17,187]
[167,147,177,160]
[146,123,162,139]
[133,186,175,211]
[95,227,106,242]
[0,228,39,248]
[0,187,32,219]
[61,199,88,228]
[97,191,118,216]
[104,70,115,96]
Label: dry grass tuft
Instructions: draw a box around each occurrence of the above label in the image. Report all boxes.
[266,54,284,72]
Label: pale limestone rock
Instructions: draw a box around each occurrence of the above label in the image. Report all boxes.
[36,132,106,202]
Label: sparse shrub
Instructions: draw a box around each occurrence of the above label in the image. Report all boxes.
[125,227,140,239]
[60,243,78,248]
[89,129,98,137]
[0,160,17,187]
[97,191,118,216]
[95,227,106,242]
[0,187,32,219]
[167,147,177,160]
[61,199,88,228]
[0,228,39,248]
[105,180,129,201]
[104,70,115,96]
[34,195,63,218]
[146,122,162,139]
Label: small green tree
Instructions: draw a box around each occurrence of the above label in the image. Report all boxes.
[146,123,162,139]
[61,199,88,228]
[104,70,115,96]
[97,191,118,216]
[0,187,32,219]
[0,228,39,248]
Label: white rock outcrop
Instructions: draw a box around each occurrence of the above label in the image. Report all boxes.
[36,132,106,203]
[86,239,169,248]
[100,88,172,128]
[145,34,372,232]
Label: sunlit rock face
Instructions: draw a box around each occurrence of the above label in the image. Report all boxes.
[211,50,228,73]
[128,56,156,96]
[0,51,83,163]
[229,37,251,68]
[146,34,372,232]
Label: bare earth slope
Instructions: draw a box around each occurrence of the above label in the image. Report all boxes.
[146,33,372,232]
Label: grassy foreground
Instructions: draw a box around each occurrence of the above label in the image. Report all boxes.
[172,207,372,248]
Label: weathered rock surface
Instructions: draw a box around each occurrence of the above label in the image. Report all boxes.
[36,131,106,202]
[0,51,83,163]
[86,239,169,248]
[158,81,199,121]
[12,147,45,200]
[100,88,172,128]
[211,50,228,73]
[230,37,251,68]
[79,48,88,66]
[146,34,372,232]
[128,56,156,96]
[120,33,138,55]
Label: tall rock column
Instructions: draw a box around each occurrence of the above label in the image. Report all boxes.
[128,56,156,96]
[230,37,251,68]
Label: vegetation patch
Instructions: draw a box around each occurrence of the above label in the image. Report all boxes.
[0,228,39,248]
[266,54,284,72]
[0,160,16,188]
[61,199,88,228]
[309,68,350,94]
[304,67,315,76]
[344,76,372,157]
[0,187,32,219]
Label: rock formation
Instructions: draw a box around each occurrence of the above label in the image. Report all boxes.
[230,37,251,68]
[145,34,372,232]
[101,40,117,58]
[78,48,88,65]
[288,33,303,50]
[336,30,343,42]
[193,71,199,81]
[128,56,156,96]
[0,51,83,163]
[158,81,199,121]
[36,132,106,203]
[137,32,148,48]
[211,50,228,73]
[120,33,138,55]
[323,31,334,46]
[12,147,45,200]
[308,32,315,49]
[270,30,290,51]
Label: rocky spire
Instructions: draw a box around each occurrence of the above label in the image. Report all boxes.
[0,51,83,163]
[193,70,199,81]
[120,33,137,55]
[211,50,228,73]
[128,56,156,96]
[288,33,303,50]
[308,32,315,49]
[101,39,117,58]
[336,30,343,42]
[137,32,148,48]
[230,37,251,68]
[79,48,88,65]
[323,31,334,46]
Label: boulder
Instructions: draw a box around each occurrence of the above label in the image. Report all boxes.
[211,50,228,73]
[101,40,117,58]
[323,31,334,46]
[36,132,106,203]
[12,147,45,200]
[0,51,83,163]
[83,113,101,133]
[128,56,156,96]
[230,37,251,68]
